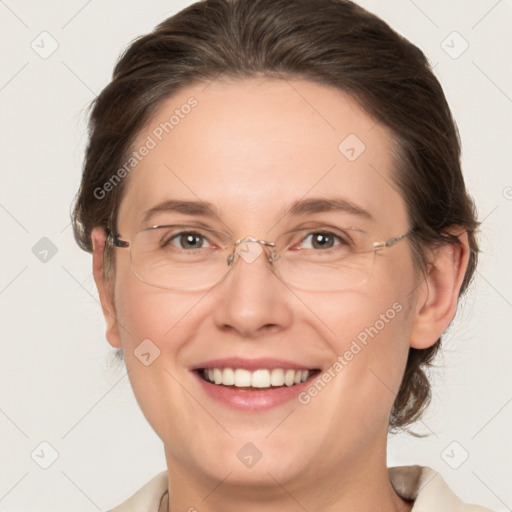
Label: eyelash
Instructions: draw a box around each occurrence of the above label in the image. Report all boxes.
[294,231,348,251]
[162,229,350,251]
[163,231,212,250]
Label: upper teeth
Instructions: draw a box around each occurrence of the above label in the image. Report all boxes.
[203,368,311,388]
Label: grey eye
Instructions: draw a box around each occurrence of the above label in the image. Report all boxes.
[300,232,345,250]
[168,232,208,250]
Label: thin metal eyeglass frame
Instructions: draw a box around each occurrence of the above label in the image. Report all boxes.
[107,226,414,290]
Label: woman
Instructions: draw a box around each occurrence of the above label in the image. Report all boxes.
[72,0,492,510]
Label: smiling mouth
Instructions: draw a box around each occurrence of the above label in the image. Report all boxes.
[197,368,320,389]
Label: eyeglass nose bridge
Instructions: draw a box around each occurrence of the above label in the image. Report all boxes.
[226,236,278,267]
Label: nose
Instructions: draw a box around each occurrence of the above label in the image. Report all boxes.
[212,239,293,338]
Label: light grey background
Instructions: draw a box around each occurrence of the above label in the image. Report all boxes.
[0,1,510,511]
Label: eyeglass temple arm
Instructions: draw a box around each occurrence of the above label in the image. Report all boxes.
[373,231,412,250]
[107,232,130,248]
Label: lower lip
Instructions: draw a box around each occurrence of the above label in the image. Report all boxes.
[193,371,315,411]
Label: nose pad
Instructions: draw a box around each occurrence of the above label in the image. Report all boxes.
[235,240,265,264]
[226,237,276,267]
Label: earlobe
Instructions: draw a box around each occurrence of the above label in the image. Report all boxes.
[91,227,122,348]
[409,230,470,350]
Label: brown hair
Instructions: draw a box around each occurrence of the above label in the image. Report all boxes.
[72,0,479,432]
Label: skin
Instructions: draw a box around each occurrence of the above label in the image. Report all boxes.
[91,78,469,512]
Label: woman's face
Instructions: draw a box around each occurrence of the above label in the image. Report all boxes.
[99,78,424,488]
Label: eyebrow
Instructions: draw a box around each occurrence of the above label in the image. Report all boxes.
[142,199,218,225]
[141,197,373,225]
[284,197,373,220]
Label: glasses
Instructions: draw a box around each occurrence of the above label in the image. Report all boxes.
[108,224,412,292]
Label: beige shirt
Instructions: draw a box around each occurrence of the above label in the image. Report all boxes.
[108,465,495,512]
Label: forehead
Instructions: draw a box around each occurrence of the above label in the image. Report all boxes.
[118,78,407,233]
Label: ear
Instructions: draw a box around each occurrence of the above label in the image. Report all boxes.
[91,227,122,348]
[409,229,471,349]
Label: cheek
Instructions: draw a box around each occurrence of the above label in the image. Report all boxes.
[302,258,416,419]
[111,276,211,439]
[112,272,201,395]
[113,263,204,348]
[321,290,411,384]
